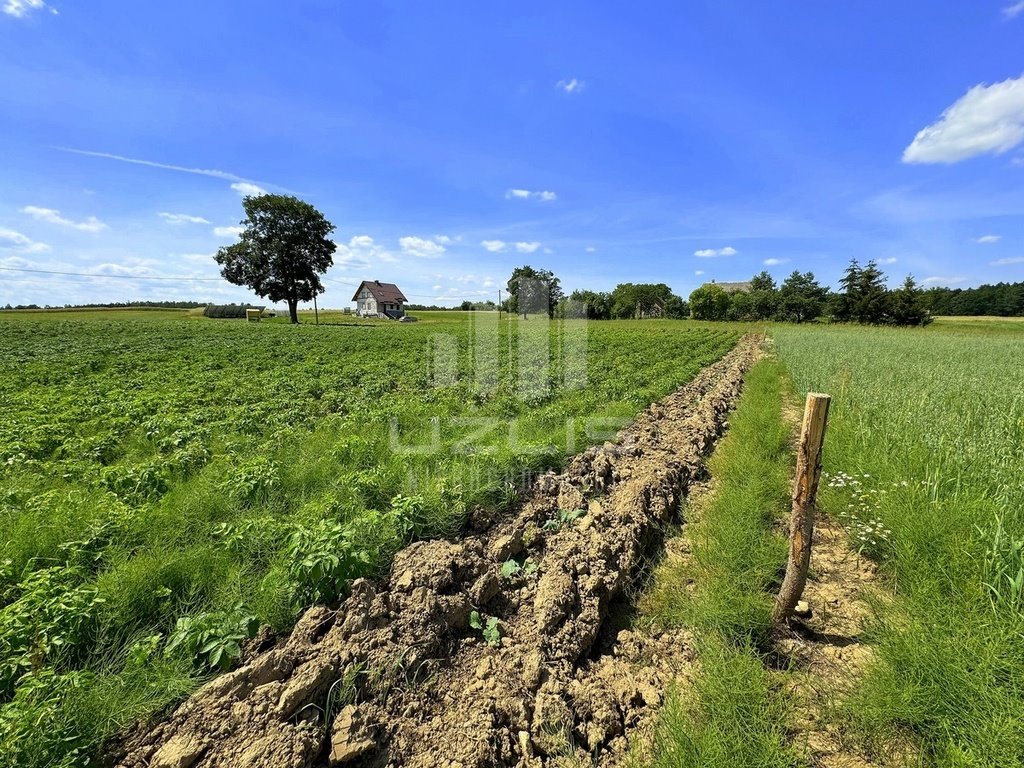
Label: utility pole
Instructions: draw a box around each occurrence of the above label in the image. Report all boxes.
[498,289,502,319]
[314,294,319,326]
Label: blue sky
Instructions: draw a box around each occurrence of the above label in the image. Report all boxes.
[2,1,1023,308]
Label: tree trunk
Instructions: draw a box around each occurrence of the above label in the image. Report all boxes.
[288,298,299,324]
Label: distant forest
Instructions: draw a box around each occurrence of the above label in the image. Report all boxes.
[922,281,1024,317]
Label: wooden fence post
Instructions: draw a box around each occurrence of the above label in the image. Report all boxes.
[773,392,831,624]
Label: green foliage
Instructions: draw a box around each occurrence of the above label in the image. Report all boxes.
[645,638,801,768]
[507,265,563,318]
[214,194,336,323]
[165,605,258,672]
[0,567,104,699]
[689,283,732,321]
[775,321,1024,764]
[0,311,738,766]
[469,610,502,647]
[542,508,585,531]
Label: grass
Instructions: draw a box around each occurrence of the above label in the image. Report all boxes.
[640,357,801,768]
[0,310,739,767]
[774,319,1024,766]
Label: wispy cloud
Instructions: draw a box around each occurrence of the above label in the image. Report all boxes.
[902,75,1024,163]
[515,241,540,253]
[0,227,49,253]
[54,147,283,191]
[3,0,57,19]
[585,246,596,253]
[556,78,585,94]
[505,188,557,202]
[922,275,967,285]
[694,246,737,258]
[763,257,788,266]
[21,206,106,232]
[878,257,899,265]
[159,212,211,225]
[231,182,267,197]
[481,240,507,253]
[975,234,1001,244]
[213,225,243,238]
[695,270,705,276]
[1003,0,1024,19]
[399,236,446,258]
[991,256,1024,265]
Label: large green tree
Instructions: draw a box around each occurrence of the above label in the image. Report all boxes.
[507,266,563,318]
[778,270,827,323]
[215,194,336,324]
[689,283,731,320]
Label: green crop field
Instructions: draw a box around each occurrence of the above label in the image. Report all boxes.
[0,309,738,767]
[773,319,1024,765]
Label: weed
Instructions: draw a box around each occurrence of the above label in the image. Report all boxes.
[469,611,502,647]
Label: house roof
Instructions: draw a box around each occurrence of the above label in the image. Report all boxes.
[351,280,408,304]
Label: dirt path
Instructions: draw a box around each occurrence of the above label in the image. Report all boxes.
[114,335,762,768]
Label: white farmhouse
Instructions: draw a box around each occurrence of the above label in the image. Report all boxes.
[352,280,408,319]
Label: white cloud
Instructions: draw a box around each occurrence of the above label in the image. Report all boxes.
[922,276,967,285]
[515,241,541,253]
[694,246,737,258]
[903,75,1024,164]
[21,206,106,232]
[0,227,49,253]
[505,188,557,202]
[3,0,55,18]
[399,236,446,258]
[585,246,596,253]
[991,256,1024,265]
[556,78,585,94]
[179,253,214,263]
[434,234,457,245]
[231,181,267,197]
[695,270,705,276]
[481,240,507,253]
[1003,1,1024,19]
[763,258,789,266]
[159,212,210,225]
[878,257,899,265]
[213,225,244,238]
[975,234,1001,243]
[333,235,398,269]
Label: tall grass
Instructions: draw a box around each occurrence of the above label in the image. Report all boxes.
[641,358,800,767]
[774,321,1024,766]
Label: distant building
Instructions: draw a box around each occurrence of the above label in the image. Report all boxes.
[703,281,752,294]
[352,280,408,319]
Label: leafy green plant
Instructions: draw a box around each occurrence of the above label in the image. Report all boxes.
[469,610,502,647]
[500,558,538,579]
[542,508,585,532]
[0,567,104,699]
[165,605,258,672]
[283,519,373,604]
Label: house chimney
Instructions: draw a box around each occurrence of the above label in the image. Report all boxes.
[375,280,381,285]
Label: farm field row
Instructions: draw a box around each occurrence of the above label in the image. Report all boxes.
[0,310,740,767]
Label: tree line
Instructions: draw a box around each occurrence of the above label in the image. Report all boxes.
[688,260,932,326]
[507,260,940,326]
[921,280,1024,317]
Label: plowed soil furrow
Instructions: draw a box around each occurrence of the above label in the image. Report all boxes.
[115,334,762,768]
